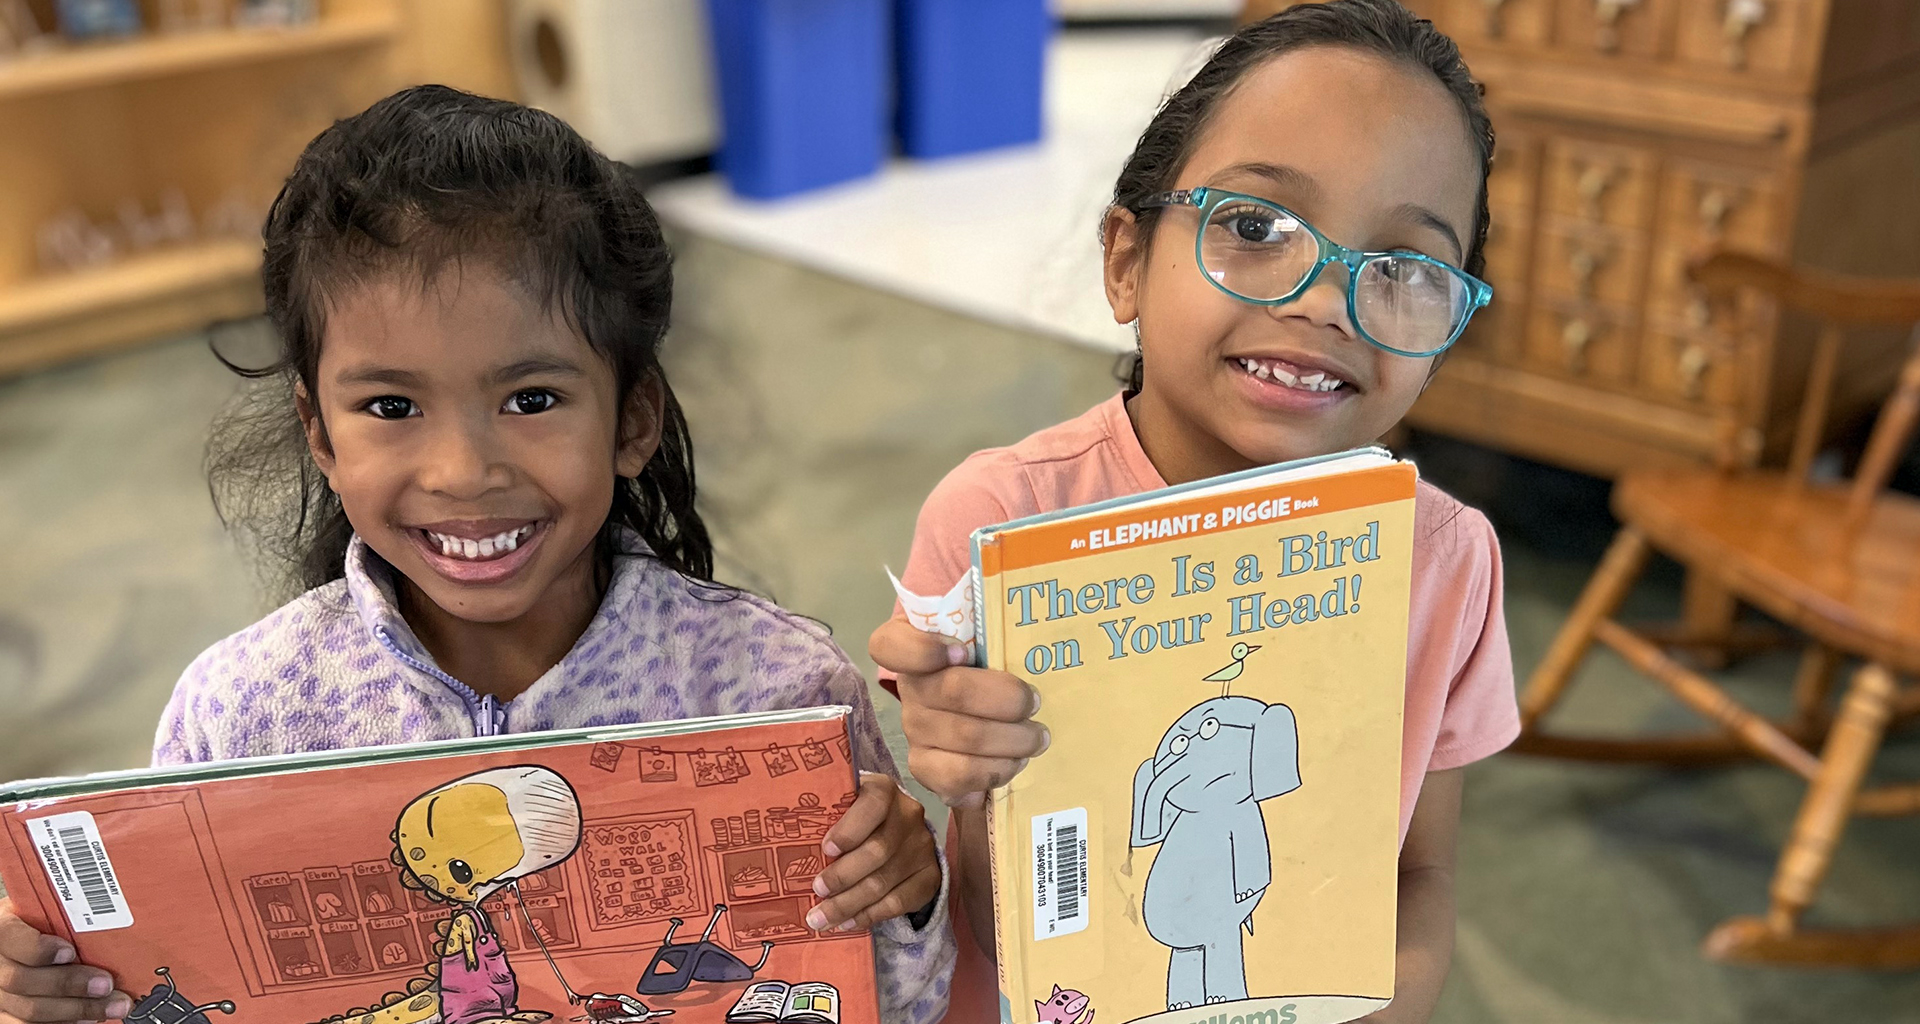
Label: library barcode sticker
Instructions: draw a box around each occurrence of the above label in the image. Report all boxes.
[24,812,132,932]
[1031,807,1088,941]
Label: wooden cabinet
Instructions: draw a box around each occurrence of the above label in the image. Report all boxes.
[1395,0,1920,476]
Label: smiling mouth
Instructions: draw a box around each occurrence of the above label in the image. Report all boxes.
[418,524,537,562]
[1233,356,1349,393]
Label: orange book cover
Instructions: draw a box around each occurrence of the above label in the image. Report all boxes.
[0,708,878,1024]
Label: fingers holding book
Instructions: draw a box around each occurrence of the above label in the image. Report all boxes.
[876,615,1049,807]
[895,680,1048,808]
[803,774,941,934]
[0,899,132,1024]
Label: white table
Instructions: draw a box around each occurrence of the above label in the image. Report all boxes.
[650,29,1219,355]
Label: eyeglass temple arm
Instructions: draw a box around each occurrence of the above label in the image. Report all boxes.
[1135,189,1200,210]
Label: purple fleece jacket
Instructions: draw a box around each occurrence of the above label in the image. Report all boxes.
[154,536,955,1024]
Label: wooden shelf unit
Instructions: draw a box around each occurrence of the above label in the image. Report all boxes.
[0,0,522,378]
[0,13,398,101]
[0,0,411,376]
[0,239,262,376]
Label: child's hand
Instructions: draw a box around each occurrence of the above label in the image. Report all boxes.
[0,897,132,1024]
[870,617,1049,808]
[805,772,940,933]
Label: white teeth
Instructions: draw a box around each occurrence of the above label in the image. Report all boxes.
[423,525,534,561]
[1238,358,1345,392]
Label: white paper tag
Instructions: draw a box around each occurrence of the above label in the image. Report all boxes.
[25,811,133,932]
[886,566,976,662]
[1031,807,1088,941]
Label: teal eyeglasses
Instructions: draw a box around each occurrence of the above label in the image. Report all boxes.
[1136,187,1493,358]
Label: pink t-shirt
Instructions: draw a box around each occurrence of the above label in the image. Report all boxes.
[885,394,1520,1024]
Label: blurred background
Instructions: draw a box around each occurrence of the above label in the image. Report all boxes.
[2,0,1919,1020]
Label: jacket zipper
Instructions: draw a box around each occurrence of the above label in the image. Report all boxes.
[374,626,505,737]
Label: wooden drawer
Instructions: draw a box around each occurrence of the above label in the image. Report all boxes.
[1457,286,1527,357]
[1553,0,1673,58]
[1440,0,1554,47]
[1480,128,1542,293]
[1543,138,1657,231]
[1524,299,1638,384]
[1656,159,1781,253]
[1487,128,1543,214]
[1639,325,1738,408]
[1537,220,1648,306]
[1481,207,1536,293]
[1645,240,1716,330]
[1674,0,1816,79]
[1643,159,1783,323]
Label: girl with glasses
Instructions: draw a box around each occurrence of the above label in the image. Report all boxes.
[871,3,1519,1022]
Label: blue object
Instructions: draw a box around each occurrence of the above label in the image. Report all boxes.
[704,0,888,199]
[57,0,142,39]
[895,0,1049,159]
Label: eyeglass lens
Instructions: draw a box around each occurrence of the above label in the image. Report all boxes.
[1200,199,1470,354]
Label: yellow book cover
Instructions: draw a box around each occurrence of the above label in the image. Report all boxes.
[971,449,1414,1024]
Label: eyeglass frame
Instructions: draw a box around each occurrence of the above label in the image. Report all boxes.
[1134,187,1494,358]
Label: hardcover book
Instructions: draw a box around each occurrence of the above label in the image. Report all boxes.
[0,707,880,1024]
[970,450,1414,1024]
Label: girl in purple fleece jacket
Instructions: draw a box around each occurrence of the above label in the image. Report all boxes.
[0,86,953,1024]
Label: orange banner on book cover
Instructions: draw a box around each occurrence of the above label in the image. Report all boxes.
[981,464,1416,575]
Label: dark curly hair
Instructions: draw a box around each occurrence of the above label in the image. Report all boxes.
[209,85,714,594]
[1111,0,1494,391]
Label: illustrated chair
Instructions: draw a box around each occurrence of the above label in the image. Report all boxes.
[1514,251,1920,968]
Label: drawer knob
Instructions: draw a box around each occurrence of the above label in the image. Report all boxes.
[1576,164,1617,219]
[1593,0,1641,53]
[1697,187,1737,234]
[1568,245,1609,298]
[1686,294,1712,330]
[1481,0,1510,38]
[1722,0,1768,70]
[1562,317,1594,371]
[1678,345,1711,399]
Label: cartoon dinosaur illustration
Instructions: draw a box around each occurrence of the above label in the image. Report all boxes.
[309,765,584,1024]
[1033,984,1093,1024]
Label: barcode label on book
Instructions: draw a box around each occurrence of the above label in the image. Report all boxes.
[1031,807,1088,941]
[24,812,133,932]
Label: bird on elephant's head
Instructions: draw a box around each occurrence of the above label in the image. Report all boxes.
[1131,695,1301,844]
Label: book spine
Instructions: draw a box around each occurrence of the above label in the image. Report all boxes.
[989,785,1019,1024]
[979,544,1024,1024]
[969,560,986,669]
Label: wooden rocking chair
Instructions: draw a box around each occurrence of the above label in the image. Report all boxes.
[1513,251,1920,969]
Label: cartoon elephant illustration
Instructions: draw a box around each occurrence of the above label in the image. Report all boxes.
[1130,695,1301,1010]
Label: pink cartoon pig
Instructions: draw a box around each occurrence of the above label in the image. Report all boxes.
[1035,985,1093,1024]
